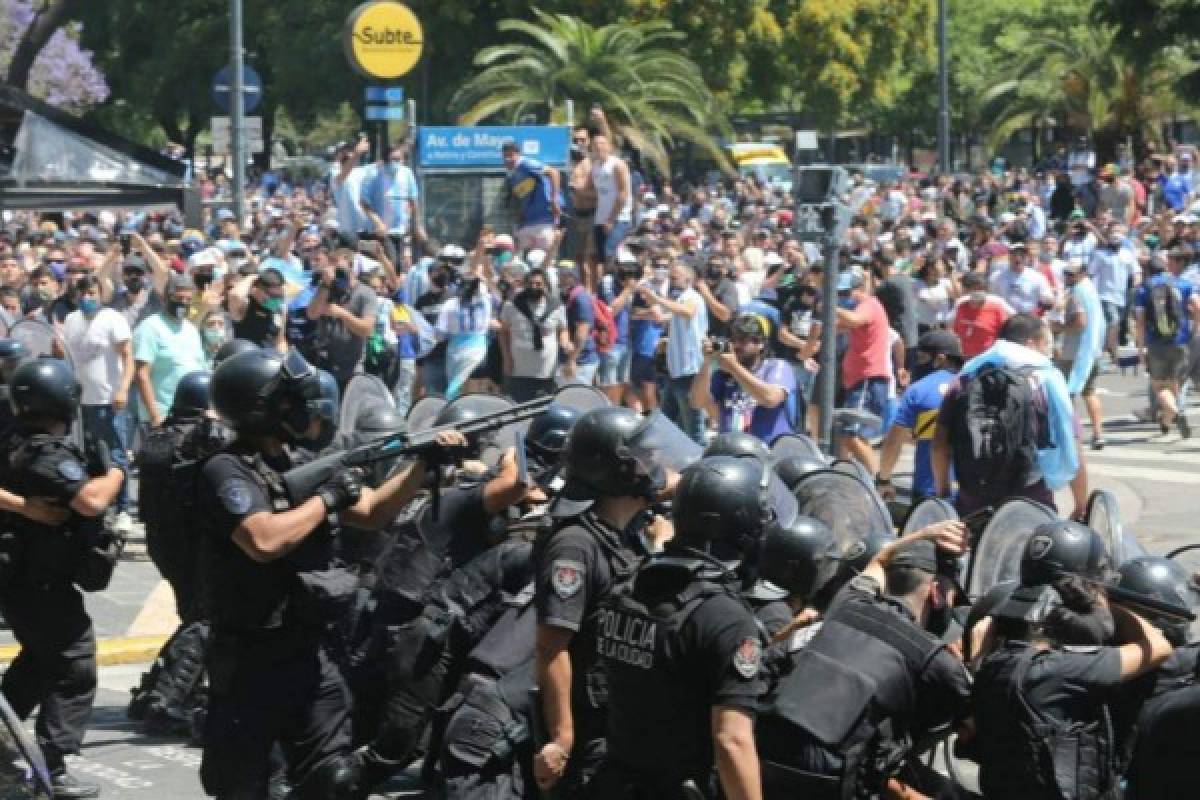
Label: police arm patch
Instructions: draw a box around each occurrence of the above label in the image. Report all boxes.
[550,559,585,599]
[58,459,85,482]
[732,637,762,679]
[217,479,255,516]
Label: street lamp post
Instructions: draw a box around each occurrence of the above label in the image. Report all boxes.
[230,0,246,225]
[937,0,951,174]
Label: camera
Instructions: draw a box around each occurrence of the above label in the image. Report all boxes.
[710,336,732,354]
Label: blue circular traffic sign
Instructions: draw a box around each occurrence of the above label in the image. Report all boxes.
[212,65,263,114]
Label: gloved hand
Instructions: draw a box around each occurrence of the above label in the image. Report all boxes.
[317,468,364,512]
[83,437,116,478]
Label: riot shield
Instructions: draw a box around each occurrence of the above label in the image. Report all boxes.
[793,468,895,558]
[902,497,958,536]
[7,319,56,359]
[406,394,446,433]
[829,459,893,531]
[1166,544,1200,642]
[964,498,1058,601]
[0,690,52,797]
[338,374,395,433]
[1085,489,1145,565]
[769,433,826,463]
[553,384,610,412]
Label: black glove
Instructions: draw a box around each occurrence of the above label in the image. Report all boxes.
[317,468,364,512]
[83,436,115,478]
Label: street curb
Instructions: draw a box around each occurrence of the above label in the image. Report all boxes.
[0,635,165,667]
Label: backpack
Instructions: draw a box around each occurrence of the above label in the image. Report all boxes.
[948,364,1040,498]
[1148,279,1184,340]
[569,286,616,354]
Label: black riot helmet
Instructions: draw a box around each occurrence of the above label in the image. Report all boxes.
[672,455,773,565]
[213,338,259,366]
[211,349,327,442]
[307,369,340,450]
[812,529,891,611]
[704,431,770,461]
[553,407,667,517]
[1117,556,1200,646]
[171,370,211,418]
[355,406,405,438]
[526,404,581,468]
[758,515,840,603]
[0,338,29,384]
[773,455,828,491]
[9,358,80,425]
[1020,520,1110,587]
[432,402,485,459]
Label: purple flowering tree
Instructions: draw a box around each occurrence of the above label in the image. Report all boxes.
[2,0,107,113]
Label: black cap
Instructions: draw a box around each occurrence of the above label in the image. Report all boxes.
[889,538,938,573]
[122,254,148,273]
[917,330,963,361]
[255,267,285,289]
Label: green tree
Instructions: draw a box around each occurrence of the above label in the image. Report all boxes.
[450,9,730,173]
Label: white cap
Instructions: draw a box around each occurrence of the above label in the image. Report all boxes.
[526,248,547,268]
[187,249,219,269]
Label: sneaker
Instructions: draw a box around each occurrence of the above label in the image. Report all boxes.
[1180,415,1193,440]
[142,703,192,736]
[50,768,100,799]
[113,511,134,533]
[1090,436,1105,451]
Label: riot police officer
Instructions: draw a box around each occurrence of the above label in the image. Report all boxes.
[703,430,770,461]
[753,515,841,648]
[757,522,971,800]
[593,454,772,799]
[0,338,29,429]
[971,521,1174,800]
[0,359,126,798]
[532,407,663,795]
[197,348,463,799]
[128,370,230,734]
[771,455,827,492]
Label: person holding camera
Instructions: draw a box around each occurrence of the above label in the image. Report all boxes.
[690,312,797,443]
[305,251,377,393]
[695,253,741,341]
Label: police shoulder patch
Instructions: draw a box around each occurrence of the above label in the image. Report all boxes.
[550,559,585,599]
[1028,533,1054,561]
[58,459,85,482]
[218,479,255,516]
[732,637,762,679]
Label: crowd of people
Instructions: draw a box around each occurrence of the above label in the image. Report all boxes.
[0,111,1195,800]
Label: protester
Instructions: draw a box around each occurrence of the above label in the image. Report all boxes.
[1133,245,1200,438]
[502,140,561,255]
[499,268,570,402]
[836,266,891,472]
[1054,256,1108,449]
[650,260,708,444]
[951,271,1014,358]
[132,273,206,428]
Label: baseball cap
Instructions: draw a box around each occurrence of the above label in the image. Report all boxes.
[1062,256,1087,275]
[166,272,195,293]
[917,330,963,361]
[836,266,865,293]
[526,248,547,268]
[731,312,771,339]
[993,583,1062,623]
[187,249,219,270]
[889,539,938,574]
[122,254,148,273]
[489,234,515,253]
[680,228,698,242]
[255,268,285,289]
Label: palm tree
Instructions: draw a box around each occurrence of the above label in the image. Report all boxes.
[976,7,1192,157]
[450,9,730,174]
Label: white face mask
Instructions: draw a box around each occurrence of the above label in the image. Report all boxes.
[653,268,669,283]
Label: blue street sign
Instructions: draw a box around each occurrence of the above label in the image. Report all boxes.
[365,105,406,121]
[212,65,263,114]
[417,126,571,169]
[365,87,405,104]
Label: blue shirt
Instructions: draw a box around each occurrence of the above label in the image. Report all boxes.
[1135,273,1195,345]
[506,158,557,227]
[1088,247,1130,307]
[1163,171,1193,211]
[630,291,663,357]
[895,368,957,498]
[365,163,420,234]
[565,288,598,365]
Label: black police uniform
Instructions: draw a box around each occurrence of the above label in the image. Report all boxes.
[757,574,971,800]
[533,510,644,793]
[974,640,1124,800]
[593,557,767,797]
[435,599,539,800]
[359,538,535,783]
[1123,644,1200,799]
[0,424,98,773]
[197,442,355,798]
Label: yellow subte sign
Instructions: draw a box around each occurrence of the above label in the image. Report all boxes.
[344,1,424,80]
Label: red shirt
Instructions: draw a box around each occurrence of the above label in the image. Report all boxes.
[842,295,891,388]
[953,297,1013,358]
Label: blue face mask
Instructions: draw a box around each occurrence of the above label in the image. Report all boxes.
[838,294,858,310]
[80,297,100,316]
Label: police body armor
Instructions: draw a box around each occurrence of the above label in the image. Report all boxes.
[975,642,1117,800]
[207,450,355,634]
[757,588,942,800]
[137,418,199,590]
[0,427,113,592]
[600,558,757,792]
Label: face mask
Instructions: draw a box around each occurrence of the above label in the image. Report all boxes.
[167,300,187,320]
[431,272,448,289]
[970,291,987,304]
[203,328,225,348]
[79,297,100,316]
[35,287,55,303]
[389,159,404,168]
[124,276,144,293]
[653,268,669,282]
[526,288,544,301]
[260,296,284,314]
[837,295,857,310]
[212,265,227,281]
